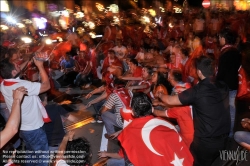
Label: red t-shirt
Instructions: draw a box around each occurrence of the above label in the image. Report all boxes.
[166,106,194,148]
[132,66,143,77]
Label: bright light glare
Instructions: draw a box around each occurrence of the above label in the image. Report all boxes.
[169,23,174,28]
[45,39,52,45]
[96,3,105,11]
[23,19,32,24]
[40,17,47,22]
[143,16,150,23]
[108,4,119,13]
[6,16,16,24]
[75,12,84,18]
[0,0,9,12]
[148,9,156,17]
[89,32,96,38]
[33,18,46,29]
[21,37,32,44]
[16,23,25,28]
[57,37,63,42]
[88,22,95,29]
[0,25,9,30]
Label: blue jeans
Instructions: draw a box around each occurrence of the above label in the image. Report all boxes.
[107,158,125,166]
[229,90,237,137]
[101,110,122,134]
[93,99,106,116]
[19,127,49,166]
[234,131,250,145]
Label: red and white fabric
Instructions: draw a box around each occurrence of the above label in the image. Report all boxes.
[118,116,193,166]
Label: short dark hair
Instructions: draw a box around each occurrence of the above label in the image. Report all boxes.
[64,137,91,166]
[195,56,215,77]
[65,52,71,56]
[0,58,15,79]
[108,49,115,55]
[128,58,138,66]
[219,28,237,45]
[170,69,183,82]
[131,92,152,118]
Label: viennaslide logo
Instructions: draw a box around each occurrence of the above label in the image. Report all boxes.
[219,146,248,165]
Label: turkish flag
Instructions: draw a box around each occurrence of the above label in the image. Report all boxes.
[237,66,250,98]
[118,116,193,166]
[120,107,134,128]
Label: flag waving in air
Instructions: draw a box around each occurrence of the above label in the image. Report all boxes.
[118,115,193,166]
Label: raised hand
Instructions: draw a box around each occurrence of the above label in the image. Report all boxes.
[13,86,27,100]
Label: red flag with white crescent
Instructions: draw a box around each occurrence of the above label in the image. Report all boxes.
[120,107,134,128]
[118,116,193,166]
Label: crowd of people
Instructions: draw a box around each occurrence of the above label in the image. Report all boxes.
[0,5,250,166]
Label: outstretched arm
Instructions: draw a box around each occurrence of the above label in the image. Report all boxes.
[55,130,75,162]
[0,86,27,148]
[158,92,182,106]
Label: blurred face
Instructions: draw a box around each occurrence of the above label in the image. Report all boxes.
[151,72,158,83]
[64,55,70,61]
[11,52,20,63]
[128,61,135,72]
[167,72,175,86]
[188,33,194,39]
[142,68,149,79]
[170,54,176,63]
[180,52,186,60]
[79,51,85,58]
[219,36,225,46]
[108,52,115,59]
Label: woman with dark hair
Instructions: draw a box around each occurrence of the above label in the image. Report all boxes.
[150,71,171,109]
[150,71,170,99]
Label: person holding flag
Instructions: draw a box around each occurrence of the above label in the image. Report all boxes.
[0,54,51,166]
[118,92,193,166]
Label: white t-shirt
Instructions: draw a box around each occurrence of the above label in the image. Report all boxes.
[113,46,127,59]
[1,78,44,130]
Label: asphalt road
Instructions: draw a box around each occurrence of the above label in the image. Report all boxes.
[56,86,120,165]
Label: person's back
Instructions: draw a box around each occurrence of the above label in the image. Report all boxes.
[0,56,50,166]
[217,28,241,138]
[180,78,230,137]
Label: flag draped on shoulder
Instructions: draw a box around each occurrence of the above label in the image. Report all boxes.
[118,115,193,166]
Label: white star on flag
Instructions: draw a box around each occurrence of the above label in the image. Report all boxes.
[170,153,184,166]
